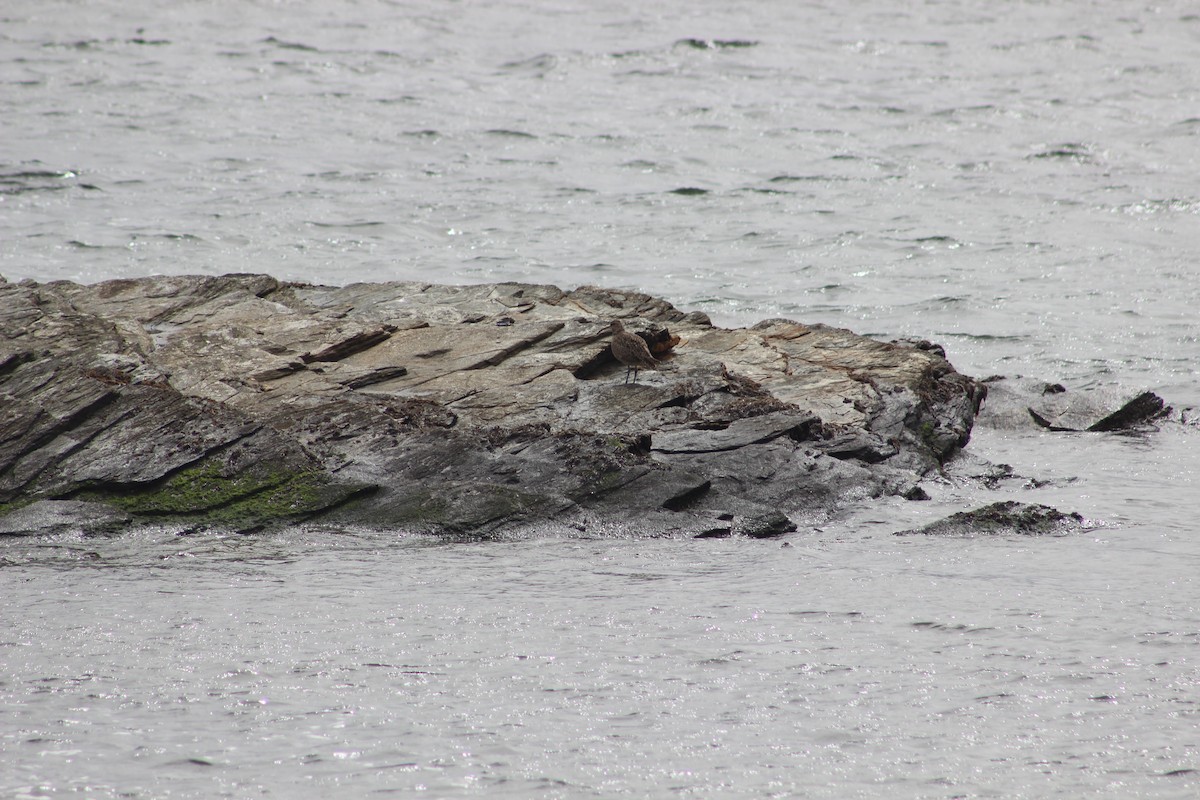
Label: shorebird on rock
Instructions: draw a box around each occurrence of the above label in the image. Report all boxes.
[609,319,658,384]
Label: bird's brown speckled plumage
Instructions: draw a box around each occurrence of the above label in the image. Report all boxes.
[609,319,658,384]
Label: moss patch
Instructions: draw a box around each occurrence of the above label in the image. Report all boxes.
[96,458,288,515]
[0,498,35,519]
[382,490,454,528]
[75,455,372,531]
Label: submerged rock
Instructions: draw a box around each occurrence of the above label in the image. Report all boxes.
[977,377,1168,432]
[896,501,1091,537]
[0,274,987,537]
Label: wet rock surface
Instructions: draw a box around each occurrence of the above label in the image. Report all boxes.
[0,274,989,537]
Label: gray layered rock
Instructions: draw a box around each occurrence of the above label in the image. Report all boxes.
[1,274,986,537]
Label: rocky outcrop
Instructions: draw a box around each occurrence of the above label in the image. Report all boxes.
[1,274,987,537]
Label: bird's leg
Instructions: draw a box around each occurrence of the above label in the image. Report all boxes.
[624,365,632,384]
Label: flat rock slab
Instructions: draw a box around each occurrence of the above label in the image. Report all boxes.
[0,500,132,537]
[0,274,987,537]
[650,411,819,454]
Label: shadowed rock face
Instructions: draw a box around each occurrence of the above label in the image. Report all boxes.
[0,274,986,537]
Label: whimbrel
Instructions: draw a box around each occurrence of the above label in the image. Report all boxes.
[609,319,658,384]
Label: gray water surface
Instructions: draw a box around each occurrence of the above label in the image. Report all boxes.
[3,1,1199,797]
[4,514,1198,799]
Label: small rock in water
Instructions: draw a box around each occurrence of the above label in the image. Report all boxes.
[896,501,1092,537]
[978,377,1168,432]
